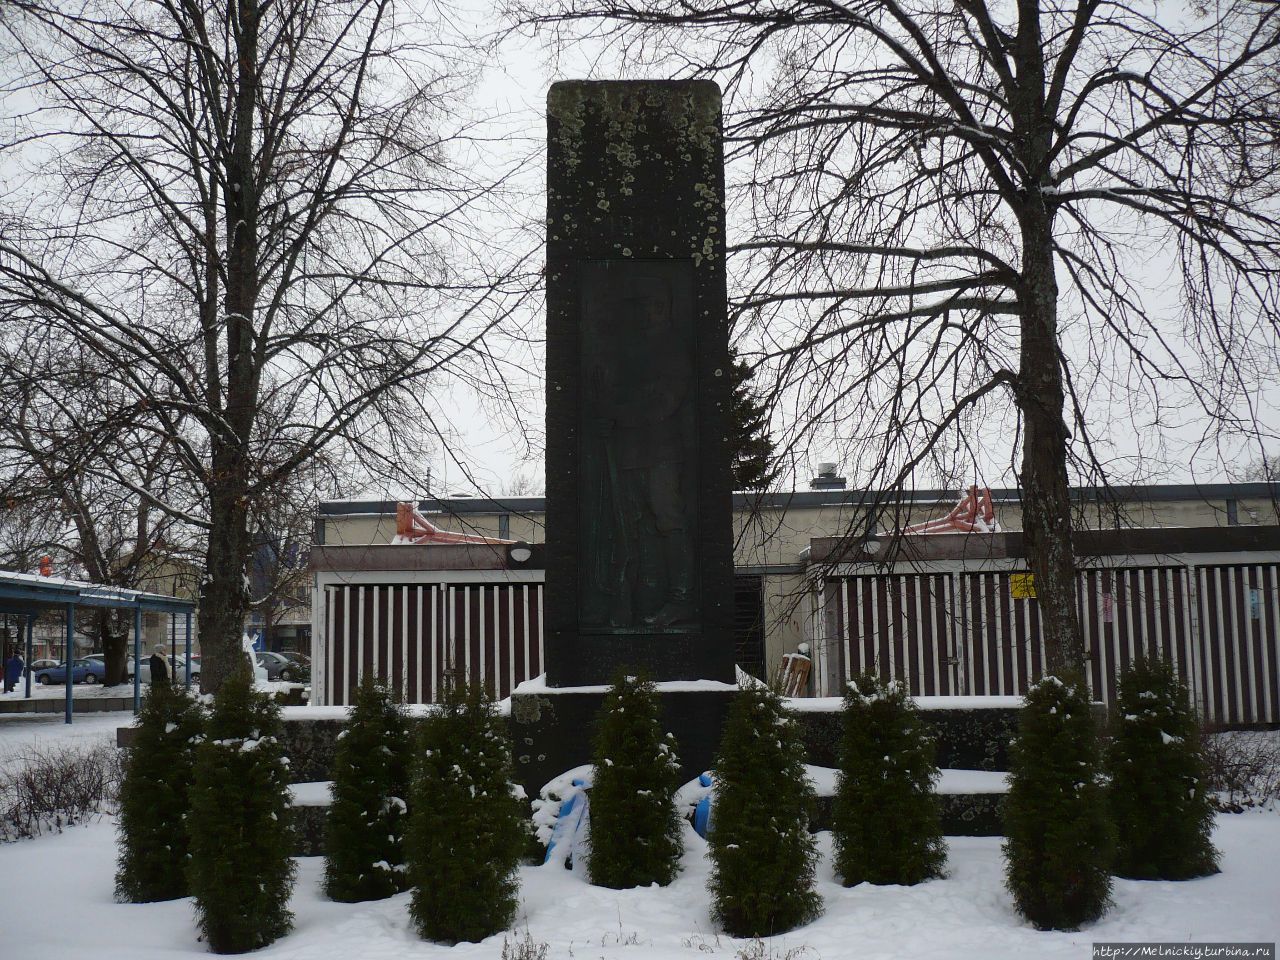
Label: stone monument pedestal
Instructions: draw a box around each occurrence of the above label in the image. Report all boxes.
[510,682,739,801]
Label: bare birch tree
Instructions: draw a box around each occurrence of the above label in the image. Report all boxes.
[514,0,1280,678]
[0,0,531,690]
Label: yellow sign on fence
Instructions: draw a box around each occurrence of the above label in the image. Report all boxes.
[1010,573,1037,599]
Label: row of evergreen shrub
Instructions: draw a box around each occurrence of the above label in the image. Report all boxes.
[478,658,1216,939]
[115,669,295,954]
[116,671,529,952]
[586,674,944,938]
[292,668,937,943]
[324,663,1215,941]
[246,673,528,946]
[116,655,1220,949]
[1004,659,1219,931]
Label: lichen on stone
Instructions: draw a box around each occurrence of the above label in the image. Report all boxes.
[511,694,552,725]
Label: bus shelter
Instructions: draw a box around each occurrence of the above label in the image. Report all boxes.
[0,570,196,723]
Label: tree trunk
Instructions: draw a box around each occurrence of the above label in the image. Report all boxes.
[1013,0,1086,684]
[199,478,254,692]
[1017,215,1086,681]
[200,0,262,694]
[97,609,129,685]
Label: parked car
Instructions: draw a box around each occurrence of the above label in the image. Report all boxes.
[171,656,199,683]
[32,659,101,685]
[255,651,305,682]
[279,651,311,680]
[126,654,200,684]
[26,658,58,675]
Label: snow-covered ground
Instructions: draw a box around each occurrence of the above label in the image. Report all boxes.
[0,676,303,707]
[0,709,130,757]
[2,711,1277,959]
[0,815,1277,959]
[3,681,145,700]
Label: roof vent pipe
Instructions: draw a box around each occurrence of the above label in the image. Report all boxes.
[810,463,847,491]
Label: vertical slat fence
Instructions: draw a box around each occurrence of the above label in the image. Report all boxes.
[322,582,544,705]
[824,563,1280,724]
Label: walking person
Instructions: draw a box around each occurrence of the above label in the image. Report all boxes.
[3,649,23,694]
[148,646,169,685]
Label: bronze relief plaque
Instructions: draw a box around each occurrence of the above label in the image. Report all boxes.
[578,259,699,634]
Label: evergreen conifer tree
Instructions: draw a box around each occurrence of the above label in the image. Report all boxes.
[1107,657,1219,880]
[406,681,525,944]
[832,674,946,886]
[324,675,413,901]
[587,674,683,889]
[187,669,295,953]
[115,682,205,902]
[728,349,778,491]
[708,686,820,937]
[1004,676,1113,931]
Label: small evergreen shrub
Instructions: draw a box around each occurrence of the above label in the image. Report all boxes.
[1004,676,1113,931]
[115,683,205,902]
[407,681,525,944]
[708,686,821,938]
[832,674,945,886]
[187,671,295,953]
[587,673,683,889]
[324,675,413,901]
[1107,657,1219,879]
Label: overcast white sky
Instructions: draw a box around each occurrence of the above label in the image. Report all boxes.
[2,1,1274,502]
[415,1,1279,500]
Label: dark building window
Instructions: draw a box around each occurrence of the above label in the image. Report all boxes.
[733,575,766,680]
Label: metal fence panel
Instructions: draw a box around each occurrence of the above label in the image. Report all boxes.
[1195,564,1280,724]
[322,582,544,705]
[824,565,1228,715]
[827,573,959,696]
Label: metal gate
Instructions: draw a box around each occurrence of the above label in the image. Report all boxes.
[322,582,545,706]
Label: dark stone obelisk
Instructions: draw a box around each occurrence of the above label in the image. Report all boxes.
[510,81,737,798]
[543,79,736,687]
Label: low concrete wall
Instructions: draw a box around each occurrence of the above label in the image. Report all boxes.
[808,793,1003,837]
[292,806,327,857]
[267,697,1026,789]
[1,695,136,714]
[117,695,1035,853]
[791,702,1022,772]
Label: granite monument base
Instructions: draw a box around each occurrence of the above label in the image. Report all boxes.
[509,686,740,802]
